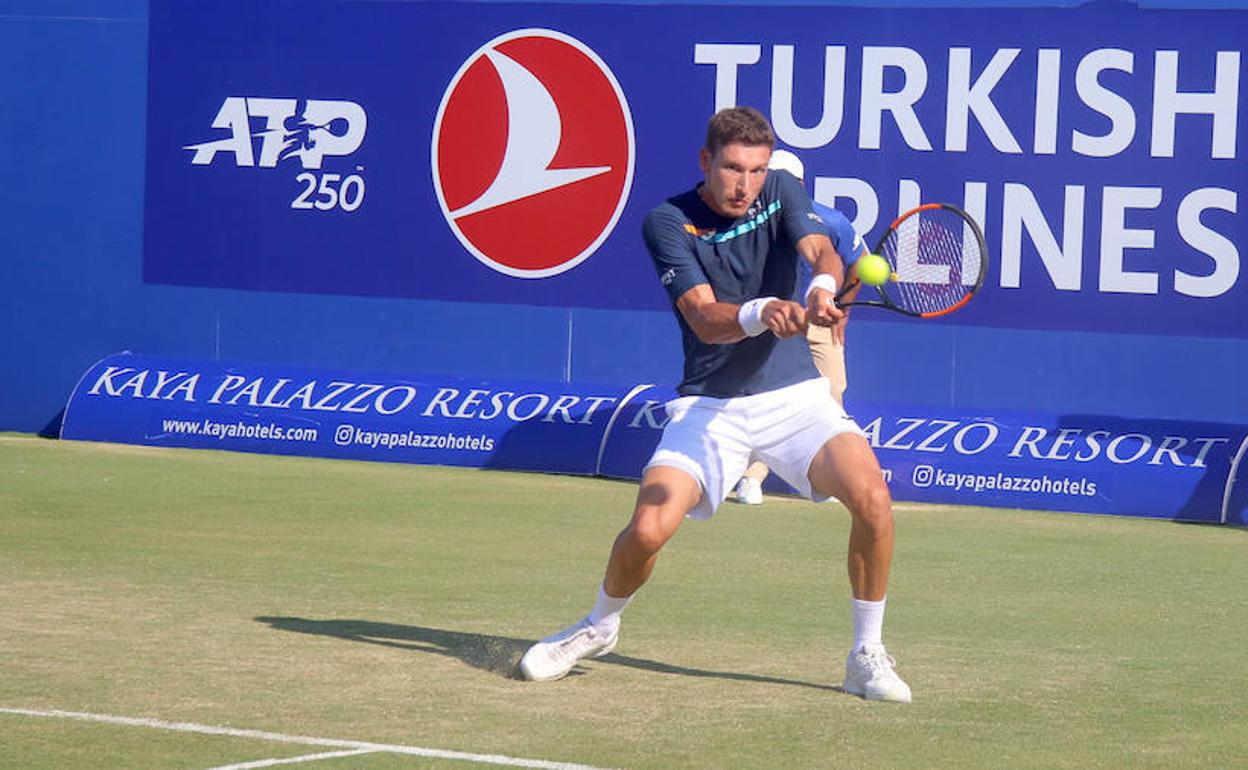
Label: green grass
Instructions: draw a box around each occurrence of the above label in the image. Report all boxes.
[2,434,1246,768]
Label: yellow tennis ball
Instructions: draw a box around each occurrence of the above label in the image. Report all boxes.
[856,253,891,286]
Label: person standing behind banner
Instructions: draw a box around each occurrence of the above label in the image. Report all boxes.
[733,149,867,506]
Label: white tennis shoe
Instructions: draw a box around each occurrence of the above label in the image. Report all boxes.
[519,618,618,682]
[843,643,912,703]
[735,477,764,505]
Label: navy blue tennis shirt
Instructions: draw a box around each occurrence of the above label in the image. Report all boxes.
[643,169,831,398]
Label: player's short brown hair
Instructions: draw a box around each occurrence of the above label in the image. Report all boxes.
[704,106,775,157]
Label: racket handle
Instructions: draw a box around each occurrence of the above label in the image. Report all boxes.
[832,277,860,308]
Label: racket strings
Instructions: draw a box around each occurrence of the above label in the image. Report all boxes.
[879,209,979,315]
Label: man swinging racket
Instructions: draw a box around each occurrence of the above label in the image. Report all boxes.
[519,106,910,702]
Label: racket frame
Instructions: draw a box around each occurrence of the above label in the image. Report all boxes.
[833,202,988,318]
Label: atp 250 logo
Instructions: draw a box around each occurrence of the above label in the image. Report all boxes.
[185,97,368,213]
[433,29,635,278]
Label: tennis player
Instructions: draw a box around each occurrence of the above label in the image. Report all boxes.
[520,107,910,702]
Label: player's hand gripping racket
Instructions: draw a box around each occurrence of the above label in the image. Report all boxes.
[834,203,988,318]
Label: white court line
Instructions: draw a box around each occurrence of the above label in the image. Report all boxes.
[209,748,380,769]
[0,707,611,770]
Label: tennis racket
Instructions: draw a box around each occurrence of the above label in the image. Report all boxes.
[834,203,988,318]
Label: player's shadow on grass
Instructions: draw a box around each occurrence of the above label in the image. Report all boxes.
[255,616,839,691]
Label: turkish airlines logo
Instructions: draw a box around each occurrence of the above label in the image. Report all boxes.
[432,29,634,278]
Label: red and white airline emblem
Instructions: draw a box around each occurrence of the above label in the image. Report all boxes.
[432,29,635,278]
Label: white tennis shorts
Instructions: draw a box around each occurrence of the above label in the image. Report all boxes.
[644,377,866,519]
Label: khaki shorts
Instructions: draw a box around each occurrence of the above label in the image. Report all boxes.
[645,377,865,519]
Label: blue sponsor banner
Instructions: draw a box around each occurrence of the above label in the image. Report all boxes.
[145,1,1246,338]
[595,385,673,481]
[61,354,1246,523]
[598,390,1247,523]
[849,404,1248,523]
[1224,437,1248,526]
[60,353,650,476]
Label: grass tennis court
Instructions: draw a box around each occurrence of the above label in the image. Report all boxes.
[2,434,1246,768]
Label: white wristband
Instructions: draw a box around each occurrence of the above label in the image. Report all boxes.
[737,297,776,337]
[804,273,838,304]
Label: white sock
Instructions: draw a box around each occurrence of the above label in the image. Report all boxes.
[587,585,631,634]
[851,597,886,651]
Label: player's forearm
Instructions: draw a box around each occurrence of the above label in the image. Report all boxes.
[809,251,845,288]
[696,298,810,342]
[676,284,749,344]
[685,301,749,344]
[676,285,810,343]
[801,233,846,288]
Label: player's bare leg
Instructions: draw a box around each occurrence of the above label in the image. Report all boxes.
[808,433,911,702]
[808,433,893,600]
[604,465,702,597]
[519,465,700,682]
